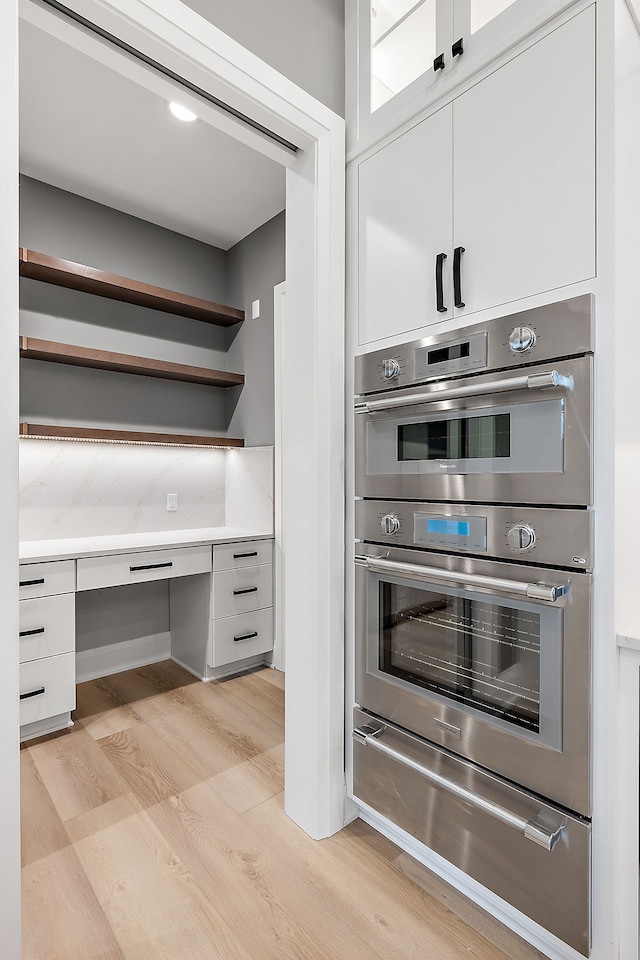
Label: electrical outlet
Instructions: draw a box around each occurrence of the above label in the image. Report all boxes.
[167,493,178,512]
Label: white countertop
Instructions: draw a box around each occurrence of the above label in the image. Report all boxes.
[617,630,640,653]
[19,527,273,563]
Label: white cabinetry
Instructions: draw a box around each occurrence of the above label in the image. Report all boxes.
[170,538,274,681]
[358,105,452,343]
[19,561,76,740]
[208,540,273,676]
[453,5,595,316]
[349,0,580,155]
[357,5,595,346]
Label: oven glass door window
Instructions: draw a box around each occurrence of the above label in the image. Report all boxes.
[365,398,564,476]
[398,413,510,461]
[378,579,560,737]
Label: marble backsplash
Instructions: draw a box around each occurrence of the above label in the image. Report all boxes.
[19,439,273,540]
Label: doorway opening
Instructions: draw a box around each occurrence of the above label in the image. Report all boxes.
[8,1,345,953]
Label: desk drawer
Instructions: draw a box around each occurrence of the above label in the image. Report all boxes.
[19,652,75,726]
[19,560,75,599]
[213,540,272,571]
[212,564,272,620]
[77,545,211,591]
[208,607,274,668]
[19,593,75,663]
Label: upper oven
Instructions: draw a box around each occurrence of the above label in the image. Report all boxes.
[354,296,593,506]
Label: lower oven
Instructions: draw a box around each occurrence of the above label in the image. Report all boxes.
[355,527,591,816]
[353,502,592,954]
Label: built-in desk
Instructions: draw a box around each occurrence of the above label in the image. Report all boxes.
[19,528,274,742]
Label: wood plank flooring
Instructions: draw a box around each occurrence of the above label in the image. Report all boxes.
[21,661,545,960]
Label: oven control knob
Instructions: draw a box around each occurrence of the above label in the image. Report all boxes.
[507,524,536,551]
[508,326,537,354]
[381,358,401,380]
[381,514,401,536]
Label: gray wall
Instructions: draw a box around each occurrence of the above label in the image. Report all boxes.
[19,176,284,444]
[226,211,285,446]
[20,176,232,436]
[181,0,345,117]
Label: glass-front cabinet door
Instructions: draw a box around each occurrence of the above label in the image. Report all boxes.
[350,0,580,155]
[356,0,451,149]
[368,0,442,113]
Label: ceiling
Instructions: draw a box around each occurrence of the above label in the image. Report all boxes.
[19,18,287,251]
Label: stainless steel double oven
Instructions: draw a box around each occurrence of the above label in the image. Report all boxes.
[352,296,593,955]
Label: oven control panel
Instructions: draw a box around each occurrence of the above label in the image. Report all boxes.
[354,294,592,396]
[355,500,593,570]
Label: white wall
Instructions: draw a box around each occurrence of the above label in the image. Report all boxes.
[19,440,274,541]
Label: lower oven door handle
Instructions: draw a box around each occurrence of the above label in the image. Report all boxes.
[356,555,566,603]
[354,369,573,414]
[354,724,566,852]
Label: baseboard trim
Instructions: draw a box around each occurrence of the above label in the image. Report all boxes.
[76,633,171,683]
[204,653,268,681]
[20,712,73,743]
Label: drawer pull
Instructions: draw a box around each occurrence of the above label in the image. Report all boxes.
[20,687,46,701]
[130,562,173,572]
[234,631,259,643]
[233,586,259,596]
[233,551,259,559]
[19,627,45,638]
[20,578,45,587]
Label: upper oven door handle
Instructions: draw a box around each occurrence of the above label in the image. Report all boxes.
[354,369,573,414]
[355,555,567,603]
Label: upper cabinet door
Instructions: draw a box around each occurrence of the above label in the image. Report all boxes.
[354,0,452,151]
[452,6,595,317]
[349,0,581,158]
[358,105,453,346]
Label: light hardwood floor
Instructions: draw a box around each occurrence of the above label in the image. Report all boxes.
[20,661,545,960]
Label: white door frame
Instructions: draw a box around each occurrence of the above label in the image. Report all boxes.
[2,2,345,953]
[273,281,286,673]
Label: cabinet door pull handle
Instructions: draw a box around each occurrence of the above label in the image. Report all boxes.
[452,38,464,58]
[453,245,466,308]
[435,252,447,313]
[20,687,46,701]
[20,578,45,587]
[233,551,259,559]
[234,631,259,643]
[233,586,259,596]
[433,53,445,71]
[129,562,173,572]
[19,627,45,638]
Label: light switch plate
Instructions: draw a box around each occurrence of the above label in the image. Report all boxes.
[251,299,260,319]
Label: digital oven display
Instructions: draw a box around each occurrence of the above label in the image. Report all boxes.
[427,342,470,366]
[426,518,470,538]
[414,513,487,552]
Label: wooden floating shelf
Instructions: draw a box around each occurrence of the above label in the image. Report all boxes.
[19,423,244,448]
[19,248,245,327]
[19,337,245,388]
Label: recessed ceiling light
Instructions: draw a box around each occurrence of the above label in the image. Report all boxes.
[168,101,198,123]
